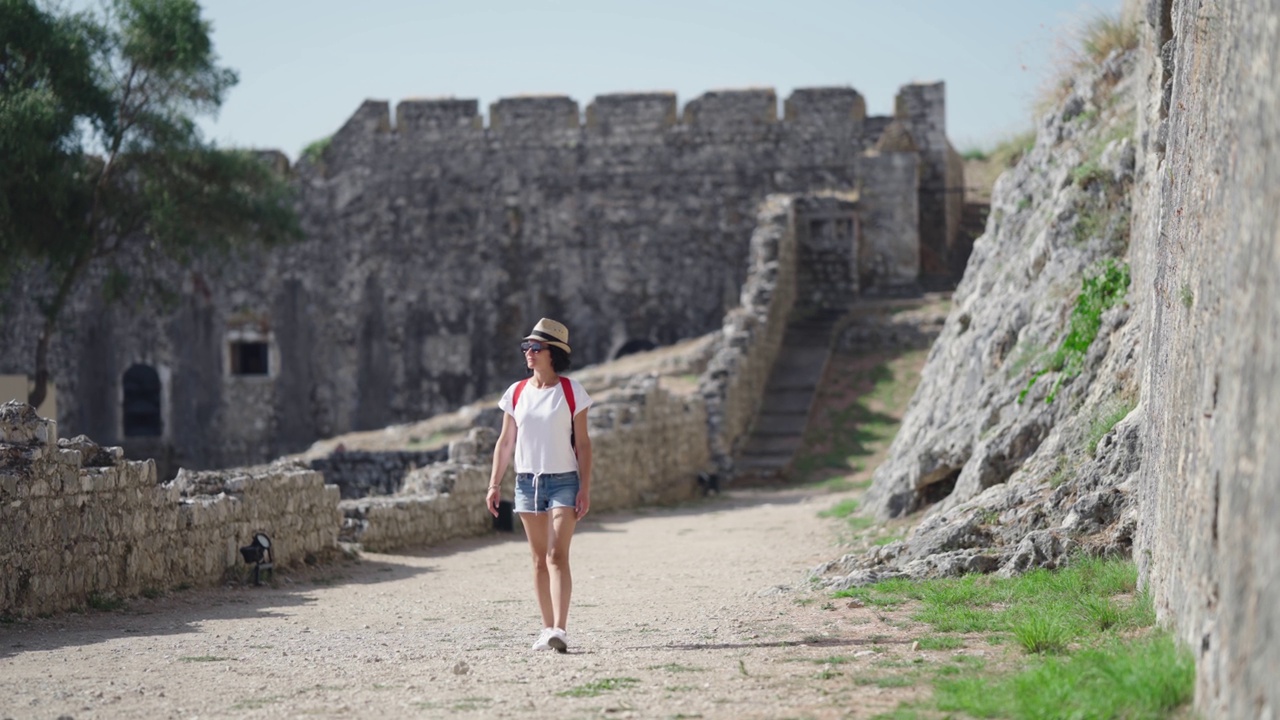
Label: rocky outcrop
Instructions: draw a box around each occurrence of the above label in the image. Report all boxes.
[814,47,1144,588]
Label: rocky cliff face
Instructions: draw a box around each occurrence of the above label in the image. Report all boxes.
[820,1,1280,714]
[816,47,1143,586]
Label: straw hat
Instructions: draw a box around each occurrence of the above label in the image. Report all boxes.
[524,318,571,354]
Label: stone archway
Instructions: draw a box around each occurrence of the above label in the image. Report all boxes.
[613,338,657,360]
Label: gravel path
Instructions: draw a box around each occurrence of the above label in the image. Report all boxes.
[1,486,924,719]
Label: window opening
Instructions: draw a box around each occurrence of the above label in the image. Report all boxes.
[230,341,270,376]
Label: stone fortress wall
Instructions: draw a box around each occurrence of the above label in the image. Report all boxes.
[0,402,340,618]
[0,82,963,476]
[0,193,807,608]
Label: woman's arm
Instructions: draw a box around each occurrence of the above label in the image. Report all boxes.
[574,408,592,519]
[486,412,517,517]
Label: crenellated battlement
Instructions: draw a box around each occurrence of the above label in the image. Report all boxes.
[785,87,866,126]
[395,98,482,135]
[489,95,580,133]
[326,83,935,144]
[585,92,678,132]
[681,88,778,127]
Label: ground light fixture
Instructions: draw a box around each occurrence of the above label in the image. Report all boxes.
[239,532,274,585]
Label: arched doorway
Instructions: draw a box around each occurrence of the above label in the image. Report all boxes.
[122,364,162,437]
[613,338,657,360]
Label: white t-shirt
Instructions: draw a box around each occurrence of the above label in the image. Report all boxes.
[499,377,593,475]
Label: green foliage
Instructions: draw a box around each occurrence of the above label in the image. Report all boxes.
[915,635,964,651]
[301,135,332,163]
[837,558,1191,719]
[1020,260,1131,404]
[936,634,1193,719]
[1180,283,1195,308]
[0,0,301,406]
[961,148,989,161]
[1071,159,1110,188]
[818,498,860,519]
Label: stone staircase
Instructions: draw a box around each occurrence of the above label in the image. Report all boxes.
[734,307,845,484]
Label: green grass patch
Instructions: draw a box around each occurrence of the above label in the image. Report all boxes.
[936,634,1192,719]
[873,533,904,547]
[915,635,965,651]
[558,677,639,697]
[1020,259,1130,404]
[834,557,1191,718]
[818,498,860,519]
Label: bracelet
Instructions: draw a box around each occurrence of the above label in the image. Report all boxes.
[488,484,500,489]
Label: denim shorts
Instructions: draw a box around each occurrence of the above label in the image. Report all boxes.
[514,471,580,514]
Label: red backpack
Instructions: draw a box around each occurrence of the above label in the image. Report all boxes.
[512,376,578,452]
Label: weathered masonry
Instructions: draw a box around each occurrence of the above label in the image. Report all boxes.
[0,83,966,473]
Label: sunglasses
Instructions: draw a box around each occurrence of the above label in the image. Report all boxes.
[520,341,548,354]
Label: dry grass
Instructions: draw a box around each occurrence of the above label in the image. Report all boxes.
[1037,11,1141,113]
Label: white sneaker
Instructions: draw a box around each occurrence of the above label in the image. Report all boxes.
[547,627,568,653]
[531,627,555,651]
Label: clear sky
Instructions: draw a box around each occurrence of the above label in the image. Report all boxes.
[117,0,1123,159]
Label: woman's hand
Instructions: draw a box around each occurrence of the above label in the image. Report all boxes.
[486,486,501,517]
[575,487,590,520]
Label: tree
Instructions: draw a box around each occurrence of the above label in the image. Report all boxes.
[0,0,301,408]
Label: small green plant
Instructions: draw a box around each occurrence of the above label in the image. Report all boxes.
[1071,160,1110,188]
[1086,397,1137,455]
[1011,612,1072,654]
[1016,197,1032,212]
[558,677,639,697]
[300,135,333,164]
[1181,283,1194,308]
[961,148,989,161]
[141,587,163,599]
[1020,260,1131,404]
[180,655,230,662]
[818,498,860,519]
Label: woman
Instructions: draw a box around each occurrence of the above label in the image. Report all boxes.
[486,318,593,653]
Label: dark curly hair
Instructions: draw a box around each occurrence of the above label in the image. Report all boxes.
[548,346,572,374]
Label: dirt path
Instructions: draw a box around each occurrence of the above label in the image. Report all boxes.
[0,484,937,720]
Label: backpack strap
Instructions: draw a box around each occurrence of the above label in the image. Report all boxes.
[559,376,576,417]
[512,378,529,411]
[560,376,578,453]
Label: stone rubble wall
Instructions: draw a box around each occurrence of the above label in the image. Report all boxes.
[340,375,709,553]
[310,448,450,499]
[699,196,798,475]
[0,401,340,618]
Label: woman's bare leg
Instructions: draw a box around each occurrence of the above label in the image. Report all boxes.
[520,512,554,629]
[547,506,578,630]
